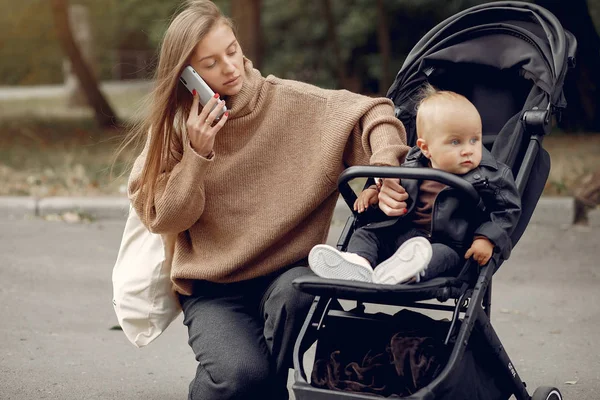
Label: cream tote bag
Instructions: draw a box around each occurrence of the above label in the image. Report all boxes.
[112,205,180,348]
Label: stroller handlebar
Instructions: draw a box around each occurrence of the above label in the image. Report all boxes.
[337,165,484,213]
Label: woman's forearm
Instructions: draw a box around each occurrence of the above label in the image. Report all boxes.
[128,141,212,234]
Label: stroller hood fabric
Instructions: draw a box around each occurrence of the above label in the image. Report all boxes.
[384,1,576,247]
[387,1,577,144]
[387,1,576,109]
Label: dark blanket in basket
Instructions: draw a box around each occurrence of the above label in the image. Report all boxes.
[311,310,451,397]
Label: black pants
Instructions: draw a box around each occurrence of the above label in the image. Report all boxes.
[178,265,315,400]
[348,225,461,282]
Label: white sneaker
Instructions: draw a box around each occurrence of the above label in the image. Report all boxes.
[372,237,433,285]
[308,245,373,282]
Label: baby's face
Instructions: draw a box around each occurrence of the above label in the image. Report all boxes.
[418,101,483,175]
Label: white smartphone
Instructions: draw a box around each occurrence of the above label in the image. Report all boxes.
[179,66,227,120]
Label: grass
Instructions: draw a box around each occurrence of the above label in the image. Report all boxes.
[543,132,600,196]
[0,85,598,197]
[0,84,150,121]
[0,118,133,196]
[0,84,147,197]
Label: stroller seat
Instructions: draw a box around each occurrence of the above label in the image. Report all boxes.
[293,275,465,305]
[291,2,576,400]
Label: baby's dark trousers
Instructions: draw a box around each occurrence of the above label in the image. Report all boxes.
[347,224,461,281]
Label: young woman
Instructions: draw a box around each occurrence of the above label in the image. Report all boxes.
[125,1,410,398]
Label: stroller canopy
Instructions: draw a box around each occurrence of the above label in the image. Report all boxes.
[384,1,577,248]
[387,1,577,111]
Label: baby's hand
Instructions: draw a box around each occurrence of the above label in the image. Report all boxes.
[464,237,494,266]
[353,186,379,213]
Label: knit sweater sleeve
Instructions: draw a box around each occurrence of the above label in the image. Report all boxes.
[326,92,410,169]
[353,100,410,167]
[128,132,212,234]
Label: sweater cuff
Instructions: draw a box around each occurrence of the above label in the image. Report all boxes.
[181,139,214,180]
[361,103,410,166]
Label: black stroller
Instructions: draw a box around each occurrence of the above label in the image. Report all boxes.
[292,2,576,399]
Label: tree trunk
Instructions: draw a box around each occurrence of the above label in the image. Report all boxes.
[535,0,600,132]
[50,0,119,129]
[231,0,263,69]
[62,4,96,108]
[376,0,392,95]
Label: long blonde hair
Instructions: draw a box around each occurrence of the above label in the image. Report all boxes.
[117,0,234,215]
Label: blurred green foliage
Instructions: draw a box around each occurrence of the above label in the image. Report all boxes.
[0,0,598,90]
[0,0,63,84]
[0,0,181,84]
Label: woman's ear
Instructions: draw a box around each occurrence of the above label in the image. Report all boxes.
[417,138,430,158]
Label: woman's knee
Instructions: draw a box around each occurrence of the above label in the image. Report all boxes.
[189,356,271,400]
[271,266,314,315]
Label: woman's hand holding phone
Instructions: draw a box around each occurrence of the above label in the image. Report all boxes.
[186,91,229,158]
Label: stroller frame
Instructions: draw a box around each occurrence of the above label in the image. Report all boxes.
[291,2,576,398]
[292,123,546,400]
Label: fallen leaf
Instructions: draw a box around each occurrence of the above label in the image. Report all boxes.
[565,380,578,385]
[62,211,82,223]
[43,214,62,222]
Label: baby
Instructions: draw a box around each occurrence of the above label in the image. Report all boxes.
[309,85,521,284]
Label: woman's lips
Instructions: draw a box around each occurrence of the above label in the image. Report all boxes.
[224,76,239,86]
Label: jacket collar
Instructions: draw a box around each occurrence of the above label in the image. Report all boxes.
[404,145,498,171]
[225,57,265,119]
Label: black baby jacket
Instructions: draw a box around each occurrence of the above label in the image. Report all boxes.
[366,146,522,259]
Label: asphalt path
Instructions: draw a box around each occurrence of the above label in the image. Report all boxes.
[1,216,599,399]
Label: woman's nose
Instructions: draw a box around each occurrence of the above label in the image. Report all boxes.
[222,60,235,74]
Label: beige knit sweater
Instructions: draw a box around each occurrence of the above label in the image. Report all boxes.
[129,60,409,295]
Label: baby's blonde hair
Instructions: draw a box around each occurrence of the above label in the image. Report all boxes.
[415,83,478,139]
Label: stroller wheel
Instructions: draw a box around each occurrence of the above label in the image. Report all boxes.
[532,386,562,400]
